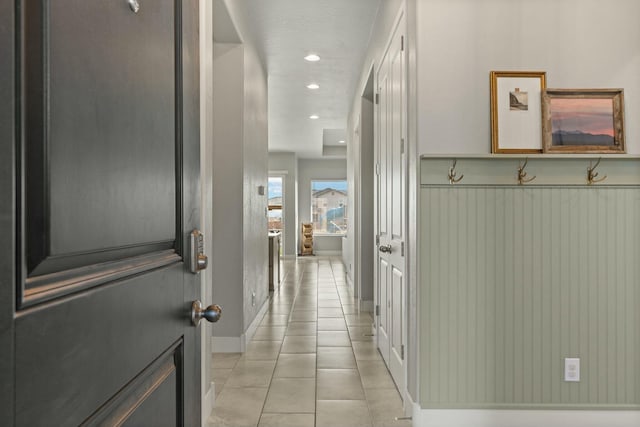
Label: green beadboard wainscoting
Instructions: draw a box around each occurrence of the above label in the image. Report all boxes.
[419,156,640,409]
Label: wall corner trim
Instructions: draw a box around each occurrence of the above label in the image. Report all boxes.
[241,297,270,348]
[202,381,215,422]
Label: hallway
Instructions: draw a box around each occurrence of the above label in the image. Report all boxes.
[207,257,411,427]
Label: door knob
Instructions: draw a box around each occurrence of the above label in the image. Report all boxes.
[191,300,222,326]
[379,244,392,253]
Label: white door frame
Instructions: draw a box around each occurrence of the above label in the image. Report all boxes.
[199,0,215,421]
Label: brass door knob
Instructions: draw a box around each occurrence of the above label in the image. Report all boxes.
[379,244,392,253]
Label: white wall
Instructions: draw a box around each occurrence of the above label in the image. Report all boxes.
[212,43,245,339]
[297,158,347,255]
[268,152,298,258]
[416,0,640,155]
[211,1,269,349]
[242,41,269,331]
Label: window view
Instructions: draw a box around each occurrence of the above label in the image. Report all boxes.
[311,180,347,235]
[268,176,283,232]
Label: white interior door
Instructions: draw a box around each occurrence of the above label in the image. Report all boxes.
[375,14,406,396]
[376,59,391,365]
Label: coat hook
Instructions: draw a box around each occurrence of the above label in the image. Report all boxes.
[128,0,140,13]
[587,158,607,185]
[448,159,464,184]
[517,158,536,185]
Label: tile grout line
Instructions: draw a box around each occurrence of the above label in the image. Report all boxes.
[335,260,375,427]
[260,259,319,424]
[251,258,309,425]
[254,260,301,424]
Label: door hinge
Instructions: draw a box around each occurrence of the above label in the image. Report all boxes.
[401,35,404,51]
[401,344,405,360]
[401,241,405,257]
[375,234,380,246]
[375,305,380,316]
[400,138,405,154]
[375,162,380,176]
[375,93,379,105]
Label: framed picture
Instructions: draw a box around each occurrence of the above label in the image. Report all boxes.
[490,71,547,153]
[542,89,625,153]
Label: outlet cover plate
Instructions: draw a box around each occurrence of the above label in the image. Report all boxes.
[564,358,580,382]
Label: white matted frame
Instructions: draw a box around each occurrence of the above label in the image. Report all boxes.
[490,71,547,153]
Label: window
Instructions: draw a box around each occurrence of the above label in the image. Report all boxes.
[311,180,347,235]
[268,176,283,232]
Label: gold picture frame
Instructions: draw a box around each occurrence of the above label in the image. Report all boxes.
[542,89,625,154]
[490,71,547,153]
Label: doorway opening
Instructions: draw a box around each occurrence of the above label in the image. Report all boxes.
[356,66,376,311]
[268,175,285,255]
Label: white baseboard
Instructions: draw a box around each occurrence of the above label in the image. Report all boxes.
[211,298,270,354]
[202,381,215,424]
[345,271,353,289]
[408,391,420,421]
[359,299,374,313]
[241,298,270,347]
[413,409,640,427]
[314,250,342,256]
[211,336,242,353]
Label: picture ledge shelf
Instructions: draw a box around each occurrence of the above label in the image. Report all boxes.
[420,153,640,160]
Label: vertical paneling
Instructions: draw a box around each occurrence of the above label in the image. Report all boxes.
[421,185,640,409]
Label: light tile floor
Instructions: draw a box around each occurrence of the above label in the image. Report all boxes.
[207,257,411,427]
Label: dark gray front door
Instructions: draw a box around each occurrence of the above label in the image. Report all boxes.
[0,1,201,425]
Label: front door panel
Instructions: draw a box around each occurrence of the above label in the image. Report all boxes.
[8,1,201,425]
[24,0,178,285]
[15,267,182,425]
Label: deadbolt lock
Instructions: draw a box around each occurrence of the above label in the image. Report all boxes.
[190,229,208,274]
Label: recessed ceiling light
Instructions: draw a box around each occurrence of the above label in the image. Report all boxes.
[306,83,320,90]
[338,140,345,144]
[309,114,319,120]
[304,54,320,62]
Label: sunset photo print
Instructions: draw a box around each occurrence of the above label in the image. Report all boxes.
[542,89,625,153]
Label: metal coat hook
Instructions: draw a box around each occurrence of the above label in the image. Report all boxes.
[587,158,607,185]
[517,158,536,185]
[448,160,464,184]
[128,0,140,13]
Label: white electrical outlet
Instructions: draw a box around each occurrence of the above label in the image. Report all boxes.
[564,358,580,382]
